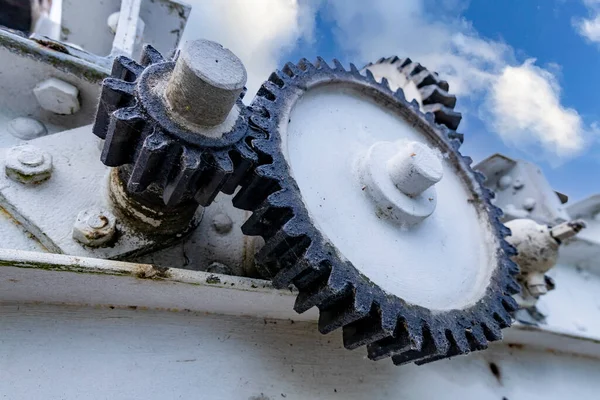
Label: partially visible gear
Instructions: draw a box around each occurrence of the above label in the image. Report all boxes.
[236,58,519,365]
[93,41,261,208]
[363,56,463,138]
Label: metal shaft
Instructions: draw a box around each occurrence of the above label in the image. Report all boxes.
[165,39,247,127]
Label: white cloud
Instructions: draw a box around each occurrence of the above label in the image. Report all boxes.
[484,59,585,158]
[181,0,318,99]
[574,0,600,43]
[325,0,591,161]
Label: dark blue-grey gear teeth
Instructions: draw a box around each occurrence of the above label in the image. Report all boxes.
[238,57,519,366]
[128,129,172,193]
[363,56,463,138]
[92,45,259,208]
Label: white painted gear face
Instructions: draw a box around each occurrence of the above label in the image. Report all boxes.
[282,84,497,311]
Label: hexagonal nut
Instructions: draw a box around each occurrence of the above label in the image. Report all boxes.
[73,209,117,247]
[5,145,53,184]
[33,78,81,115]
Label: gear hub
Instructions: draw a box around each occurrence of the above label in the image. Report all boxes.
[236,58,520,365]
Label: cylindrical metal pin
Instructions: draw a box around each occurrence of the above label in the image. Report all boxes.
[165,39,247,127]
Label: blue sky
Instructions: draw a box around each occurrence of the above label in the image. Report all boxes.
[183,0,599,201]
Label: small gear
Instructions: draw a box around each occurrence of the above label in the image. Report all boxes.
[93,43,260,207]
[363,56,463,137]
[236,58,520,365]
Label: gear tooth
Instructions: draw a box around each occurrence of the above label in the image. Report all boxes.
[482,319,503,341]
[232,165,280,211]
[376,57,386,64]
[422,104,462,130]
[465,324,488,351]
[364,68,376,83]
[332,59,345,71]
[498,223,512,238]
[297,58,316,73]
[409,98,420,110]
[282,62,301,77]
[411,70,440,88]
[314,56,332,71]
[111,55,144,81]
[501,255,520,277]
[447,132,464,145]
[493,307,513,329]
[93,78,136,140]
[389,56,400,64]
[343,301,397,350]
[391,326,450,366]
[399,57,412,68]
[128,128,173,192]
[349,63,360,75]
[424,112,436,125]
[241,188,293,237]
[101,106,145,166]
[420,85,457,109]
[268,71,286,88]
[414,329,471,365]
[367,317,423,361]
[221,144,258,195]
[318,284,374,334]
[502,294,519,312]
[505,278,522,296]
[380,77,391,90]
[256,82,277,102]
[140,44,165,66]
[473,170,487,185]
[270,237,331,288]
[462,155,473,166]
[438,80,450,92]
[502,237,517,253]
[193,151,235,207]
[293,264,350,314]
[393,88,407,101]
[162,147,203,206]
[249,114,271,134]
[255,225,311,279]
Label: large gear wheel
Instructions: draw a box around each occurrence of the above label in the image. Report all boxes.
[236,58,520,365]
[363,56,463,136]
[93,43,260,208]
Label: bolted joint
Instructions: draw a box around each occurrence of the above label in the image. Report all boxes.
[73,208,117,247]
[165,39,247,127]
[5,145,53,184]
[33,78,80,115]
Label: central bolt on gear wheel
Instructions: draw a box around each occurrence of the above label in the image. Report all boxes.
[236,58,520,365]
[363,56,463,139]
[93,40,259,209]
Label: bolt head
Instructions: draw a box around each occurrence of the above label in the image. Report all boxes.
[513,178,524,190]
[73,209,117,247]
[107,11,120,34]
[7,117,47,140]
[523,197,536,211]
[497,175,512,190]
[33,78,80,115]
[5,145,53,184]
[212,213,233,234]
